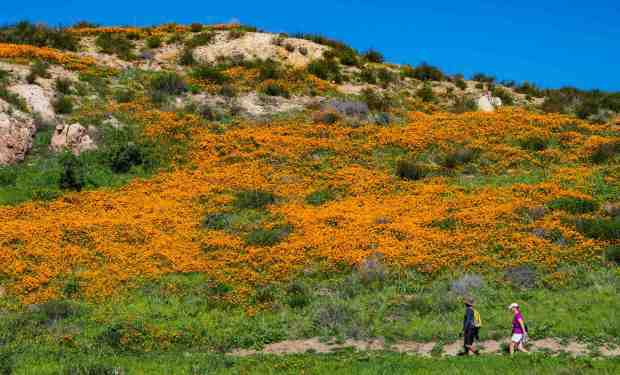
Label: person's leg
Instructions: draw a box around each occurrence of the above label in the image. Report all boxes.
[509,341,515,355]
[517,341,529,353]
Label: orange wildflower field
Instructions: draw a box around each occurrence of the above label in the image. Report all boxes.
[0,108,617,304]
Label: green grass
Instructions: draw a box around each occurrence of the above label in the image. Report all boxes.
[6,351,620,374]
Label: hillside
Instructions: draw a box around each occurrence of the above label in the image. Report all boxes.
[0,22,619,373]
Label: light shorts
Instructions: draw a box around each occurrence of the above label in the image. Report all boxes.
[511,333,524,343]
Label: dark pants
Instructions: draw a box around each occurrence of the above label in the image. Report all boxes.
[464,327,478,347]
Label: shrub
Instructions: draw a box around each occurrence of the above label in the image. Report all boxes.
[396,159,428,180]
[492,87,515,105]
[361,88,392,111]
[307,58,342,83]
[519,136,549,151]
[363,49,384,63]
[113,88,135,103]
[52,95,74,114]
[324,99,369,118]
[471,73,496,84]
[286,281,311,309]
[108,143,145,173]
[357,253,387,286]
[190,23,203,32]
[504,266,538,289]
[455,79,467,90]
[185,31,215,48]
[590,141,620,163]
[451,97,478,113]
[604,245,620,265]
[360,67,377,84]
[27,60,51,83]
[306,188,337,205]
[178,47,196,66]
[404,63,444,81]
[338,49,358,66]
[150,72,187,95]
[192,65,230,84]
[228,29,246,40]
[313,110,340,124]
[417,83,435,102]
[260,82,290,98]
[234,190,276,209]
[245,224,292,246]
[515,81,542,97]
[376,68,397,86]
[0,21,78,51]
[0,167,18,187]
[95,33,134,59]
[59,152,85,191]
[450,274,484,296]
[55,78,72,95]
[0,85,27,111]
[145,35,162,49]
[313,301,355,334]
[167,33,184,44]
[219,84,237,98]
[548,197,598,214]
[35,300,78,324]
[0,350,13,375]
[442,147,476,168]
[202,212,233,231]
[257,59,282,81]
[574,217,620,240]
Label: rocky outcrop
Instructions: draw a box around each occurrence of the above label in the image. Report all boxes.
[0,100,36,165]
[477,95,503,112]
[50,123,97,155]
[8,84,56,123]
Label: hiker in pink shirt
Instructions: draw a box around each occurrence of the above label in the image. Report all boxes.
[508,303,529,355]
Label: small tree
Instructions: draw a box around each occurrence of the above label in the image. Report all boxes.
[59,152,85,191]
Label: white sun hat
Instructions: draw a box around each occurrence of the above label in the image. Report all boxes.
[508,303,519,310]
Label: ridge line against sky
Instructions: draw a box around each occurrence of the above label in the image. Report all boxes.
[1,0,619,91]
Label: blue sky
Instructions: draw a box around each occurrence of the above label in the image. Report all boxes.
[2,1,619,91]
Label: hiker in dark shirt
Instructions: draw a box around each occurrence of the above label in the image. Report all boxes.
[459,297,480,355]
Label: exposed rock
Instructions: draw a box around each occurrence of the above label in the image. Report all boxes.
[194,32,326,68]
[8,84,56,123]
[102,116,125,129]
[477,94,502,112]
[0,101,36,165]
[50,123,97,155]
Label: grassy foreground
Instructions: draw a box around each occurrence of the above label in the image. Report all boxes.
[7,351,620,374]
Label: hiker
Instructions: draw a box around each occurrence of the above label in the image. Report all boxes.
[459,297,481,355]
[508,302,529,355]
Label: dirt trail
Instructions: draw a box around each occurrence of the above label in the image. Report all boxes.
[230,337,620,358]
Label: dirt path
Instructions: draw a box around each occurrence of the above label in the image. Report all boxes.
[230,337,620,358]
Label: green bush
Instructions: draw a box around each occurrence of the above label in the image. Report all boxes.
[178,47,196,66]
[471,72,496,84]
[0,21,78,51]
[203,212,233,231]
[185,31,215,48]
[0,85,27,112]
[575,217,620,240]
[260,82,290,98]
[0,349,13,375]
[451,97,478,113]
[604,245,620,265]
[145,35,162,49]
[519,136,549,151]
[442,147,476,168]
[234,190,276,209]
[548,197,598,214]
[403,63,444,81]
[108,143,145,173]
[59,152,85,191]
[396,159,428,180]
[52,95,74,114]
[590,141,620,163]
[307,58,342,83]
[338,49,359,66]
[26,60,51,83]
[0,167,18,187]
[257,59,282,81]
[361,88,392,111]
[305,189,337,206]
[55,77,72,95]
[360,67,377,84]
[492,87,515,105]
[150,72,187,95]
[245,224,292,246]
[192,65,230,84]
[113,88,135,103]
[286,281,311,308]
[455,79,467,90]
[95,33,134,59]
[363,49,384,63]
[417,83,435,102]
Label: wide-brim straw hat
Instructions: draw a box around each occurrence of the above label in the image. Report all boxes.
[464,297,475,306]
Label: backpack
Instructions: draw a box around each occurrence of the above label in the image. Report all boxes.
[473,308,483,328]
